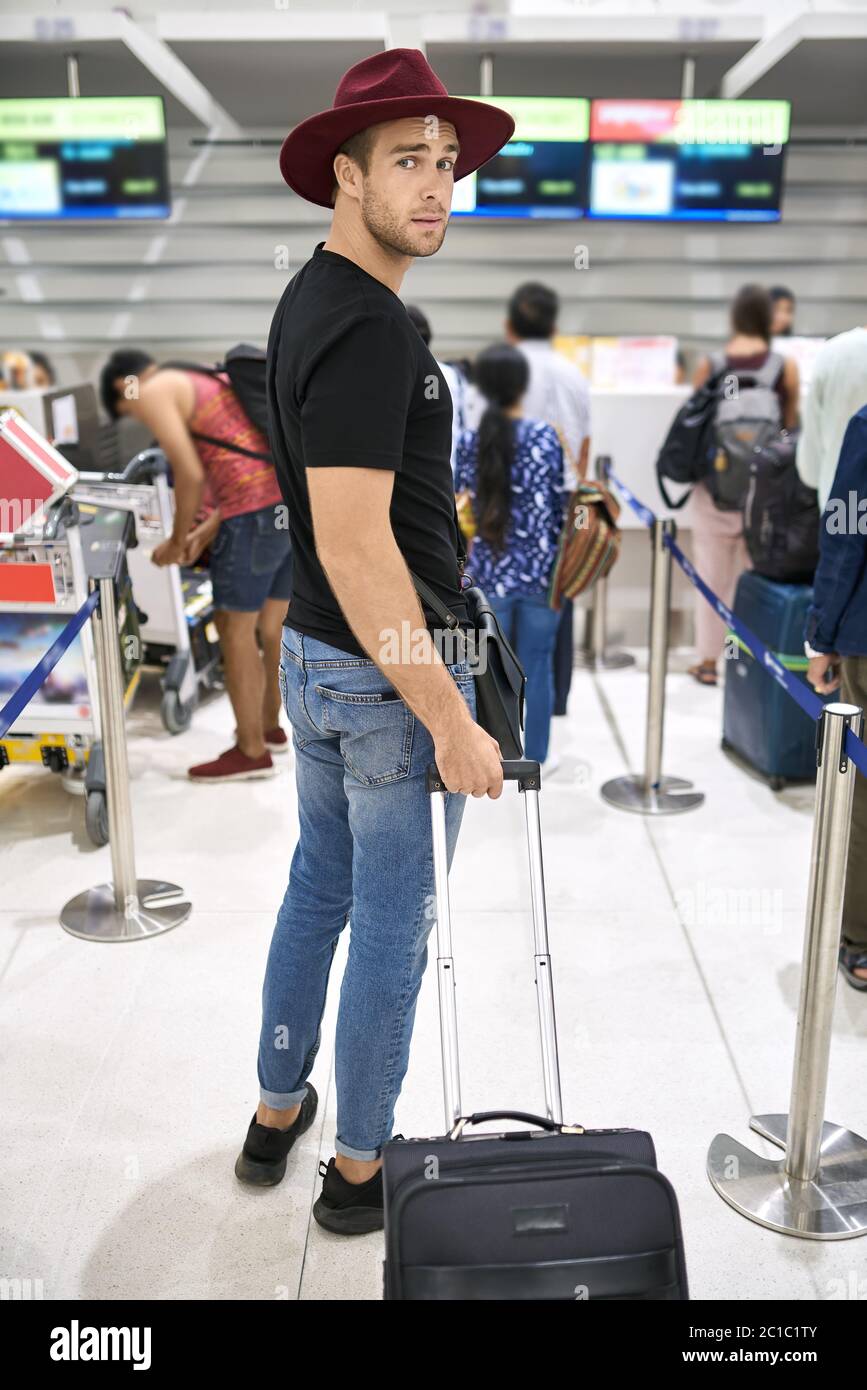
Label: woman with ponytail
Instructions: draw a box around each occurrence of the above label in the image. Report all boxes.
[455,343,567,769]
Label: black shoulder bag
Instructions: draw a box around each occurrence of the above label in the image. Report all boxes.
[409,504,526,760]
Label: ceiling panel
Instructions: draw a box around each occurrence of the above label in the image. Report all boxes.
[170,39,385,130]
[0,41,194,126]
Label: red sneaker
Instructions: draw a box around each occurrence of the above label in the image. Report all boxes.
[188,745,277,782]
[265,726,289,753]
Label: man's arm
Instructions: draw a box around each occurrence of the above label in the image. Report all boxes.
[781,356,800,432]
[307,466,502,797]
[806,413,867,654]
[560,370,591,485]
[577,435,590,482]
[135,372,205,563]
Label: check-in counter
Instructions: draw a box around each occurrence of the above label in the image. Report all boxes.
[586,385,694,649]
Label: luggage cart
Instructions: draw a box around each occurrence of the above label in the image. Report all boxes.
[73,448,222,734]
[0,411,141,846]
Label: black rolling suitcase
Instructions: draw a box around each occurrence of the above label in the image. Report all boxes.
[382,760,689,1301]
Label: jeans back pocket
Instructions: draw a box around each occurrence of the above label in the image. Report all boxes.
[316,685,413,786]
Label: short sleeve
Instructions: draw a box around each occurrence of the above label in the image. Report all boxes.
[300,313,415,470]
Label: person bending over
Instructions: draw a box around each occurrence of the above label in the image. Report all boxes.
[100,347,292,781]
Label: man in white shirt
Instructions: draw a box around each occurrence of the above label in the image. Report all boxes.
[797,326,867,509]
[506,282,591,487]
[506,281,592,716]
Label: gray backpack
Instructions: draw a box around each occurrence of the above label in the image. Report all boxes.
[706,350,784,511]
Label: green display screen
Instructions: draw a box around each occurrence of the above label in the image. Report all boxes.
[0,96,170,221]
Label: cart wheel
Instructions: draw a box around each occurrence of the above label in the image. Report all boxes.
[85,790,109,847]
[769,775,786,793]
[720,737,731,752]
[161,688,194,735]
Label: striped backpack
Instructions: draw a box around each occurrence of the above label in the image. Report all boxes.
[548,479,621,611]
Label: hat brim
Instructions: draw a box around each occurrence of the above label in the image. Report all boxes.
[279,95,516,209]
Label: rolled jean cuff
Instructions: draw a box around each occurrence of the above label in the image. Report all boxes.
[259,1085,308,1108]
[335,1134,382,1161]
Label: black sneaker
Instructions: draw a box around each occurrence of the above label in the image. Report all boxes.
[312,1156,384,1235]
[234,1084,319,1186]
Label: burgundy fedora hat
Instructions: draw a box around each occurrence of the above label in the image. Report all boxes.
[279,48,515,208]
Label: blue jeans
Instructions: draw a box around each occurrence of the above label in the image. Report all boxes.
[489,592,560,762]
[257,625,476,1160]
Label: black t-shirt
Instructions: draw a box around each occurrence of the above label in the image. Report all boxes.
[266,241,468,658]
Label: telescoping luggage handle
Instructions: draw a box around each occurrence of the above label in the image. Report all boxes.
[426,759,564,1134]
[449,1111,585,1141]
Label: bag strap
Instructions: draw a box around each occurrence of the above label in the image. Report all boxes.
[452,492,468,568]
[752,350,785,387]
[162,359,225,379]
[410,571,462,630]
[656,470,693,511]
[189,429,272,463]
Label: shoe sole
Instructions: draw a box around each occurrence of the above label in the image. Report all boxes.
[189,766,278,783]
[234,1086,319,1187]
[312,1197,384,1235]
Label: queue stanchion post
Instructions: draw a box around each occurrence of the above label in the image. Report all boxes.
[573,574,635,672]
[574,454,634,672]
[707,702,867,1239]
[601,518,704,815]
[60,575,191,942]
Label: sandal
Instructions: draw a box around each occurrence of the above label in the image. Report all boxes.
[839,945,867,991]
[688,661,718,687]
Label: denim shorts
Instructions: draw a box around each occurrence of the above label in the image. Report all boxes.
[208,504,293,613]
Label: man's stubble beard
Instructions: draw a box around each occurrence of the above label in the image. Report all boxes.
[360,185,448,259]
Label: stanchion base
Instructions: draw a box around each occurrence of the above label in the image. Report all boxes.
[60,879,191,943]
[574,649,636,671]
[707,1114,867,1239]
[600,773,704,815]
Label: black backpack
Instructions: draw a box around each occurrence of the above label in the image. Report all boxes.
[656,365,728,510]
[743,431,820,583]
[165,344,271,462]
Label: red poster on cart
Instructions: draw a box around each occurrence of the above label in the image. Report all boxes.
[0,562,56,604]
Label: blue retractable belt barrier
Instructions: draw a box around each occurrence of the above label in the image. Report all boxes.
[604,467,867,781]
[0,589,100,740]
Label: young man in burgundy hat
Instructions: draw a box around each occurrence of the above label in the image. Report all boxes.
[234,49,514,1233]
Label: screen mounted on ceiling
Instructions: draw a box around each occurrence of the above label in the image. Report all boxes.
[451,96,591,219]
[586,99,791,222]
[0,96,171,221]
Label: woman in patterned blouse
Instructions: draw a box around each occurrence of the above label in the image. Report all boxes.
[455,344,567,766]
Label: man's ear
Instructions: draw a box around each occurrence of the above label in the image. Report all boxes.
[333,152,362,203]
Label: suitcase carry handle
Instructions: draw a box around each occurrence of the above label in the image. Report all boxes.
[450,1110,581,1140]
[426,759,541,793]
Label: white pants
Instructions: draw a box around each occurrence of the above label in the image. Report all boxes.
[685,481,752,665]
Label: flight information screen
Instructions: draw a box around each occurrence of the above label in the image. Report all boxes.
[452,97,591,219]
[587,99,790,222]
[0,96,170,221]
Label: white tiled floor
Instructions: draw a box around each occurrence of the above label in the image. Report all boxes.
[2,659,866,1301]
